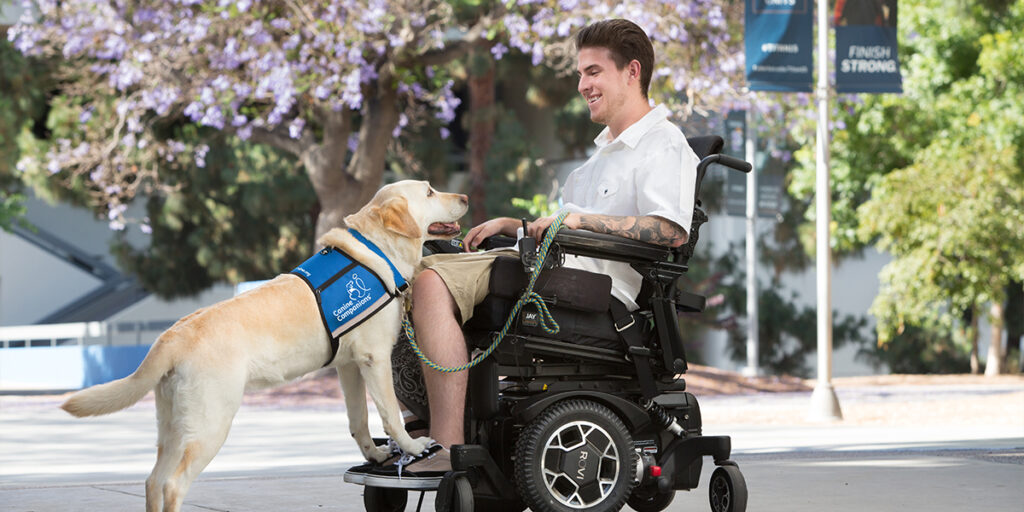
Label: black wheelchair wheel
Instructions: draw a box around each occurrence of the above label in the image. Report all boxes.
[708,465,747,512]
[626,487,675,512]
[363,486,407,512]
[514,399,636,512]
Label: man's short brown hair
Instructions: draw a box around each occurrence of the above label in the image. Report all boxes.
[574,19,655,98]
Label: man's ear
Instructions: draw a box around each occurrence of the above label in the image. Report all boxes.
[628,59,641,82]
[377,196,421,239]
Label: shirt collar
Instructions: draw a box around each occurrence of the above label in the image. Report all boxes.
[593,104,670,150]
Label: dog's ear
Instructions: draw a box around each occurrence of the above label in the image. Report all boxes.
[377,196,421,239]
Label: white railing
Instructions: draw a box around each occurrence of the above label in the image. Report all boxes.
[0,320,176,348]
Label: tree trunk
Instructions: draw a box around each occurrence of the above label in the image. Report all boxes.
[985,301,1004,376]
[969,308,980,375]
[1005,281,1023,373]
[467,45,496,226]
[306,78,401,241]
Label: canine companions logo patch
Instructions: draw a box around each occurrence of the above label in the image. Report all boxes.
[290,230,408,366]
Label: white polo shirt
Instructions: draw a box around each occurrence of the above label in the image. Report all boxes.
[559,104,699,310]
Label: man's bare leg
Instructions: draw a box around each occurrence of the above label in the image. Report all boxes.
[411,269,467,448]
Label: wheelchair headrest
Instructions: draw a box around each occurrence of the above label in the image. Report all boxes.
[687,135,725,160]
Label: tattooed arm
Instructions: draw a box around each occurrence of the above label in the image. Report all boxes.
[526,213,688,248]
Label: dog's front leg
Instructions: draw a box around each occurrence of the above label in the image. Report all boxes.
[337,363,391,463]
[358,352,432,456]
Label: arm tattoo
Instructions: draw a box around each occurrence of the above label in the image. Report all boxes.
[577,214,688,247]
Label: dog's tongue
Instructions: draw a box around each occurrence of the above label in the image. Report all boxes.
[428,222,460,235]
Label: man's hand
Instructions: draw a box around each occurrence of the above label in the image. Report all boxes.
[526,213,581,240]
[463,217,520,251]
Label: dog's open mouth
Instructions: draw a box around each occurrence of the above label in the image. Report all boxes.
[428,222,461,237]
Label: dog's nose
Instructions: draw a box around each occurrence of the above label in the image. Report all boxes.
[458,194,468,205]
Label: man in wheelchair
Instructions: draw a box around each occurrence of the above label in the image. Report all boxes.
[347,18,750,512]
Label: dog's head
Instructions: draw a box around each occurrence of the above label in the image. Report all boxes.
[346,180,468,241]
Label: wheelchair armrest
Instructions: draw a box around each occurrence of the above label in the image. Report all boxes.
[552,229,673,264]
[478,235,518,250]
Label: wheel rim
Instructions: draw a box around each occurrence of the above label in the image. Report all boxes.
[539,420,620,509]
[710,472,731,512]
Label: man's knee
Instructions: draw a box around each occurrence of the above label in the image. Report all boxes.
[413,270,458,316]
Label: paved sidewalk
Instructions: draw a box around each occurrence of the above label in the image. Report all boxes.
[2,384,1022,511]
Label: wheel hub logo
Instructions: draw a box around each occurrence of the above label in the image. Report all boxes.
[576,450,589,480]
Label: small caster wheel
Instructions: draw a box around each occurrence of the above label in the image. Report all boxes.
[363,486,407,512]
[708,465,747,512]
[627,487,675,511]
[435,474,473,512]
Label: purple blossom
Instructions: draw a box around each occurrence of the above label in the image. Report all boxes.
[531,42,544,66]
[184,101,203,122]
[392,113,408,138]
[200,106,225,129]
[237,125,252,141]
[195,144,209,168]
[110,62,143,90]
[107,203,127,221]
[491,43,509,60]
[79,108,93,124]
[434,80,460,124]
[289,118,305,139]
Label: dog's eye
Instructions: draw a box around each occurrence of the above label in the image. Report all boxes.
[427,189,435,197]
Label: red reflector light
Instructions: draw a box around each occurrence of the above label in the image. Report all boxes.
[650,465,662,477]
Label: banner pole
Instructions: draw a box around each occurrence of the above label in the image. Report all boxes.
[742,109,760,378]
[810,0,843,421]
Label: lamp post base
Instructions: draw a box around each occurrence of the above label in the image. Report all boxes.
[809,381,843,421]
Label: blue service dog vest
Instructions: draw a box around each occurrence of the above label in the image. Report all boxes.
[291,229,408,366]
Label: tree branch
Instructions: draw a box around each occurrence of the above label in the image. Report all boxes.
[249,126,305,157]
[396,14,493,68]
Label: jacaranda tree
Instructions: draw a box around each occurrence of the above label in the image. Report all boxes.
[9,0,746,237]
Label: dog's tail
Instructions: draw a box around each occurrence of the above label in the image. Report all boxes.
[61,335,178,417]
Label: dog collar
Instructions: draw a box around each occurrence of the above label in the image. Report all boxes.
[348,228,409,293]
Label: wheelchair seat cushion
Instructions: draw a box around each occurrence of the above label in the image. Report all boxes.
[464,257,623,351]
[487,256,612,313]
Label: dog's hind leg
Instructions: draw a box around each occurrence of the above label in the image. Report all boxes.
[150,373,243,512]
[338,362,390,462]
[146,379,178,512]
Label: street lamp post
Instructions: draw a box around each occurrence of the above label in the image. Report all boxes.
[810,0,843,421]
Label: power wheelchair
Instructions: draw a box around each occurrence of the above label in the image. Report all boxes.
[358,135,752,512]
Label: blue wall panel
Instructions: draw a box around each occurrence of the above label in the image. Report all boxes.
[0,345,151,390]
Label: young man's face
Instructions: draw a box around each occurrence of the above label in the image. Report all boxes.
[576,46,634,127]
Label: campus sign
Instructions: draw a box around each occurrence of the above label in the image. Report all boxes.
[833,0,903,93]
[744,0,813,92]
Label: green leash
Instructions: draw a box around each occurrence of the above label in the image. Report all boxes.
[404,211,568,373]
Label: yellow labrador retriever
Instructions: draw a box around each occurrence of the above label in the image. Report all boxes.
[61,180,467,512]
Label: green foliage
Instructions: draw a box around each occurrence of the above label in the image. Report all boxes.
[113,132,315,299]
[482,109,557,220]
[786,0,1024,364]
[510,193,559,218]
[0,38,48,230]
[707,242,868,378]
[857,324,972,374]
[859,136,1024,344]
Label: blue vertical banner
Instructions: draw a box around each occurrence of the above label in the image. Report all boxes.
[744,0,814,92]
[834,0,902,93]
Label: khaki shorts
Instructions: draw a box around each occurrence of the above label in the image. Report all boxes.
[415,249,517,324]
